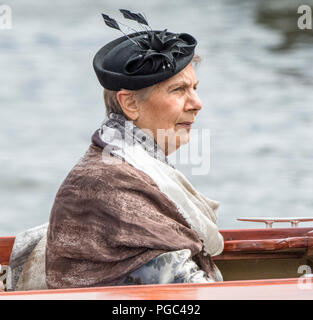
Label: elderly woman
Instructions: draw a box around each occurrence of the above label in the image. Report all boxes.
[9,10,224,291]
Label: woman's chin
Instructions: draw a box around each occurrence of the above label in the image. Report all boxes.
[168,133,190,153]
[175,128,190,144]
[178,135,190,147]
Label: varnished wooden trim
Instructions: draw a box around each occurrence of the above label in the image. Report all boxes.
[0,237,15,265]
[220,227,313,241]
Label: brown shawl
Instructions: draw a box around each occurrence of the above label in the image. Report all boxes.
[46,143,216,289]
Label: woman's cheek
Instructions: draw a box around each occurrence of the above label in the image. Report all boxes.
[168,97,184,113]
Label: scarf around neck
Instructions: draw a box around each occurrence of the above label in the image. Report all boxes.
[93,112,224,257]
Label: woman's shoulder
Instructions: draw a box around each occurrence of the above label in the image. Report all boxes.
[58,143,158,193]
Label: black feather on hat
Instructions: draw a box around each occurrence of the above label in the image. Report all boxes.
[93,9,197,91]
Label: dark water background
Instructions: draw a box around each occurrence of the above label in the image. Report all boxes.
[1,0,313,235]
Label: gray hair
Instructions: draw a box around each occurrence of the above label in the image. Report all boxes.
[103,54,201,117]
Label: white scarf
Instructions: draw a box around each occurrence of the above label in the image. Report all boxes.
[99,114,224,257]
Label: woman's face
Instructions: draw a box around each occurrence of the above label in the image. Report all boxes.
[135,63,202,155]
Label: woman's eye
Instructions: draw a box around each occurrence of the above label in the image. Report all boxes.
[173,87,183,92]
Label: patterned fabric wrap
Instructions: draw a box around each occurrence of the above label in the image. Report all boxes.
[98,112,173,167]
[97,113,224,257]
[7,112,224,290]
[119,249,223,285]
[43,112,224,288]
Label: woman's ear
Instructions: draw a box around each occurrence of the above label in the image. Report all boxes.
[116,90,139,121]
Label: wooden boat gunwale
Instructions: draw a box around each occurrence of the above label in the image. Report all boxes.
[1,227,313,265]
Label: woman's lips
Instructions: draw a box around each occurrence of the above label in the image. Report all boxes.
[176,122,193,129]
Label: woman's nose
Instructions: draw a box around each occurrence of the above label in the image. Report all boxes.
[185,91,202,112]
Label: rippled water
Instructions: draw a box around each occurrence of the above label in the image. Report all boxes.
[1,0,313,235]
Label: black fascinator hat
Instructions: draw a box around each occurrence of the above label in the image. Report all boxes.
[93,9,197,91]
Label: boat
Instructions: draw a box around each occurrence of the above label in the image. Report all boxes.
[1,217,313,299]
